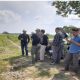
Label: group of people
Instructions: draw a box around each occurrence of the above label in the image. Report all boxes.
[18,29,48,63]
[18,27,80,73]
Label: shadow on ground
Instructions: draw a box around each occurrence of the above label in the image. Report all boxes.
[3,55,33,71]
[3,55,80,79]
[51,68,80,80]
[3,55,56,77]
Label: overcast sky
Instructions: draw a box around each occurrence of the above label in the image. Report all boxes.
[0,1,80,34]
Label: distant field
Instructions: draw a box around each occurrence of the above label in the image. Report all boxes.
[7,34,20,45]
[0,34,20,53]
[0,33,53,53]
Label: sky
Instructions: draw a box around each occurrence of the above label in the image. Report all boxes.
[0,1,80,34]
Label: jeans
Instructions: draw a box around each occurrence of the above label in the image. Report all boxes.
[21,43,28,56]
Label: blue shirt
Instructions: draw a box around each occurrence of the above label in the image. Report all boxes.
[69,35,80,53]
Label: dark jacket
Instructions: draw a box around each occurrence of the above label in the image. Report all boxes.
[18,34,30,44]
[31,33,40,46]
[53,33,63,46]
[41,35,48,46]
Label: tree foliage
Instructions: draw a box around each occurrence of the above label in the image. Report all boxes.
[2,31,9,34]
[63,25,76,34]
[52,1,80,17]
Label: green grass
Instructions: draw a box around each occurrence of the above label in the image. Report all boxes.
[0,53,22,80]
[7,34,19,45]
[38,70,51,77]
[0,34,19,49]
[0,60,9,73]
[0,34,21,73]
[0,34,8,47]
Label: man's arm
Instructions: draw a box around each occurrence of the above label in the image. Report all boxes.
[18,34,21,40]
[70,40,80,46]
[65,38,80,46]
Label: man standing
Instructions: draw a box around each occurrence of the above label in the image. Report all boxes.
[39,29,48,61]
[51,27,63,64]
[64,28,80,73]
[60,28,68,59]
[31,29,40,64]
[35,29,41,60]
[18,30,30,56]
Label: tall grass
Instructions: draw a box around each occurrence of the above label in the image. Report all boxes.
[0,34,21,74]
[7,34,20,45]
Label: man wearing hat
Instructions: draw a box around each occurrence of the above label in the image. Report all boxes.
[64,28,80,73]
[18,30,30,56]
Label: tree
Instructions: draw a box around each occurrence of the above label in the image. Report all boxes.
[2,31,9,34]
[63,25,76,34]
[52,1,80,17]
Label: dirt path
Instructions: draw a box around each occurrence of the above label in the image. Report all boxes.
[8,39,21,49]
[1,56,80,80]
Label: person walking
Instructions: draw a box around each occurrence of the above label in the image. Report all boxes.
[18,30,30,56]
